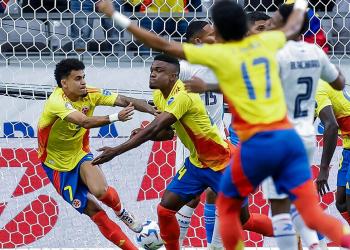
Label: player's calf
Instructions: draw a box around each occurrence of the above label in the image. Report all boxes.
[158,204,181,250]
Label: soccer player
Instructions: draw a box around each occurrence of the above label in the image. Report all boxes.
[315,80,350,227]
[261,4,345,250]
[37,58,157,250]
[93,54,234,250]
[177,20,273,249]
[96,0,350,249]
[246,11,271,35]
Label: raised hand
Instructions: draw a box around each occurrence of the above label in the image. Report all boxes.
[118,103,134,122]
[97,0,115,17]
[92,146,118,165]
[184,76,207,93]
[316,166,330,196]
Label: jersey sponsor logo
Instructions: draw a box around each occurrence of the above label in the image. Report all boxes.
[167,97,175,106]
[102,89,112,96]
[65,102,74,110]
[72,199,81,209]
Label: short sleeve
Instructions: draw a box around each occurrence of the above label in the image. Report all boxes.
[317,47,338,83]
[179,60,195,81]
[164,92,192,120]
[90,88,118,106]
[258,31,286,51]
[315,81,332,116]
[48,97,77,120]
[183,43,217,68]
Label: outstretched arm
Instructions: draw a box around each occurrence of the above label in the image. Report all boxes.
[280,0,308,40]
[115,94,158,115]
[92,112,177,164]
[98,0,185,59]
[316,105,339,195]
[65,104,134,129]
[184,76,221,94]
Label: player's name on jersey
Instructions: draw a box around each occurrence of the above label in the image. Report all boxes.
[290,60,320,70]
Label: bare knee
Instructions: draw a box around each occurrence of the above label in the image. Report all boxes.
[90,185,108,199]
[84,194,103,217]
[186,196,200,209]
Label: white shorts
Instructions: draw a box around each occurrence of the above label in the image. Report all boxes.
[262,135,315,200]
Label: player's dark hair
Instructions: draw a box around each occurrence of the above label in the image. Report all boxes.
[247,11,270,26]
[186,20,210,42]
[154,54,180,74]
[279,4,309,35]
[54,58,85,87]
[211,1,247,41]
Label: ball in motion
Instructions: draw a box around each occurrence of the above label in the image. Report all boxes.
[136,220,164,250]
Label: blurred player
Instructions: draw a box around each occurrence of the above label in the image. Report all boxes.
[177,19,273,249]
[93,54,234,250]
[261,4,345,250]
[37,58,157,249]
[315,80,350,226]
[96,0,350,249]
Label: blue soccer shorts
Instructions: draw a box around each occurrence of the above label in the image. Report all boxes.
[166,157,224,202]
[220,129,311,202]
[42,153,93,213]
[337,149,350,195]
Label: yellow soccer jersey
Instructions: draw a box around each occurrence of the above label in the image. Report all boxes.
[153,80,232,171]
[316,80,350,148]
[37,87,118,171]
[183,31,291,141]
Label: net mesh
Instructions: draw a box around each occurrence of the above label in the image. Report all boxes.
[0,0,348,247]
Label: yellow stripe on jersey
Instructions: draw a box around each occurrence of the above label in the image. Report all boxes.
[153,80,231,171]
[183,31,291,141]
[37,87,118,171]
[316,80,350,148]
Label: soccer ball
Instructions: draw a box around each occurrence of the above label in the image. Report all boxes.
[136,220,164,250]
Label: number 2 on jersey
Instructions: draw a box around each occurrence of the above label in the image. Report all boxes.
[205,92,217,106]
[294,77,313,118]
[241,57,271,99]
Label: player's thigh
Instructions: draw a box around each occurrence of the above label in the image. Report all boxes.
[166,158,208,203]
[160,190,191,211]
[80,160,108,198]
[42,163,89,213]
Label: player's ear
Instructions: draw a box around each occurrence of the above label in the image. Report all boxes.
[194,38,201,45]
[61,79,67,88]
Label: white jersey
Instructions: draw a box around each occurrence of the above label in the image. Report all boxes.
[277,40,338,137]
[179,60,225,138]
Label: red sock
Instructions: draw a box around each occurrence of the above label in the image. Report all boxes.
[91,210,137,250]
[99,186,122,214]
[242,213,274,237]
[157,204,180,250]
[341,212,350,225]
[217,193,245,250]
[292,180,350,247]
